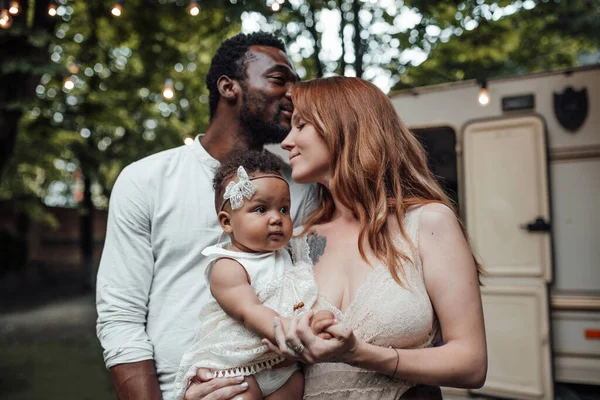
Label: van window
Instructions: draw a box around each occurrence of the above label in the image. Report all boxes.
[412,126,459,211]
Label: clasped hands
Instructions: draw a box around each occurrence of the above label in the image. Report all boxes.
[262,309,358,365]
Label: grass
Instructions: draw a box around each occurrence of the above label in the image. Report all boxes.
[0,338,116,400]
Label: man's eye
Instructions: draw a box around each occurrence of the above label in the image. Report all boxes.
[271,76,285,84]
[254,206,267,213]
[280,207,289,215]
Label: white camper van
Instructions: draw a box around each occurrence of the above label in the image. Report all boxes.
[390,65,600,400]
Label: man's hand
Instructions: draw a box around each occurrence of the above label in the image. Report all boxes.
[309,310,336,340]
[110,360,162,400]
[184,368,249,400]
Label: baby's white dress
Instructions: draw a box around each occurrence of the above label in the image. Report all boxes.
[171,242,317,400]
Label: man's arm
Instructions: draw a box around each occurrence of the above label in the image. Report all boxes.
[110,360,162,400]
[96,165,160,398]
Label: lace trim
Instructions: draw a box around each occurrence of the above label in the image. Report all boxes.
[211,357,284,378]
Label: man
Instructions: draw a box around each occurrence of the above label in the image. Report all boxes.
[96,32,316,400]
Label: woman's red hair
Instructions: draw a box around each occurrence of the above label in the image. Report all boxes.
[292,76,482,286]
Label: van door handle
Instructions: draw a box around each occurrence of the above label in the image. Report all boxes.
[520,217,551,232]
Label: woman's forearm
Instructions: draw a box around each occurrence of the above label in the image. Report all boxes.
[350,340,486,389]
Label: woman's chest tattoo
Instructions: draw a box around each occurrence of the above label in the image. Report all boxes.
[307,233,327,264]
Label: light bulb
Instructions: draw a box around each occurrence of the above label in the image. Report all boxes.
[271,2,280,11]
[63,77,75,91]
[162,79,174,100]
[48,3,57,17]
[478,87,490,106]
[111,3,122,17]
[184,136,194,145]
[9,1,20,15]
[188,1,200,16]
[0,10,13,29]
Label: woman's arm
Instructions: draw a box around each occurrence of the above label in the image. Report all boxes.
[209,257,284,342]
[265,203,487,389]
[351,203,487,387]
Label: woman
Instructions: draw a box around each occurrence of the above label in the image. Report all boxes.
[186,76,486,399]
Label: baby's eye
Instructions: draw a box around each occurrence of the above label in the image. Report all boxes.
[280,207,289,215]
[254,206,267,213]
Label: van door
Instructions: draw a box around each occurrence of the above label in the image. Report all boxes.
[463,115,554,400]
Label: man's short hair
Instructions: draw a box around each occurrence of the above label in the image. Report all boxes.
[206,32,286,119]
[212,150,285,212]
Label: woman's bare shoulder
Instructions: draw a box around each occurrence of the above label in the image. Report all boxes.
[418,202,459,233]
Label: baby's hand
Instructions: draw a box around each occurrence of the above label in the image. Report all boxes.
[310,310,336,340]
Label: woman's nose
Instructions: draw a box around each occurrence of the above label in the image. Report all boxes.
[281,134,293,151]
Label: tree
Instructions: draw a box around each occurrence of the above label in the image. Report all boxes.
[397,0,600,88]
[240,0,599,92]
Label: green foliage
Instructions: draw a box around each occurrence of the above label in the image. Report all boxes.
[1,0,598,222]
[397,0,600,88]
[6,0,242,212]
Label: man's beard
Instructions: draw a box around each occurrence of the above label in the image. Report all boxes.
[239,91,290,146]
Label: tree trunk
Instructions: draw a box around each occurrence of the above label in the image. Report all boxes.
[0,0,55,180]
[80,174,94,291]
[352,0,363,77]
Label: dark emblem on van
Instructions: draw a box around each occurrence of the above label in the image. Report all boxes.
[553,87,588,132]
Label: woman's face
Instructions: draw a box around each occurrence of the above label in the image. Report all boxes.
[281,110,331,186]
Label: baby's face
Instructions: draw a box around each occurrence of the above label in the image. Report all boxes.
[227,177,293,253]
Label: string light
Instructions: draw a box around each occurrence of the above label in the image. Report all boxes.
[478,80,490,106]
[48,2,57,17]
[111,0,123,17]
[8,0,19,15]
[184,135,194,145]
[162,78,174,100]
[270,0,283,12]
[0,9,12,29]
[63,77,75,91]
[188,0,200,16]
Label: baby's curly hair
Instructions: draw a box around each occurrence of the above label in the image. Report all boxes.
[213,150,286,212]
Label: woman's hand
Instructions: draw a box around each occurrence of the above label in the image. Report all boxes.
[184,368,249,400]
[262,310,361,365]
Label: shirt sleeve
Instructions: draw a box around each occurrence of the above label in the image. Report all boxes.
[96,164,155,368]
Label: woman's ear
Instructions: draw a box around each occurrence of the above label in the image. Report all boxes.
[218,211,233,233]
[217,75,240,102]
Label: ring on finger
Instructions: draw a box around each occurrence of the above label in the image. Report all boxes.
[292,344,305,354]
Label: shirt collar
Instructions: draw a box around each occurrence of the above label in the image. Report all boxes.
[189,134,221,171]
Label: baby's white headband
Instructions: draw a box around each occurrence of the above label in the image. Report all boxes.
[220,166,288,211]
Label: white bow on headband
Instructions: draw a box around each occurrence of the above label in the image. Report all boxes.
[223,166,256,210]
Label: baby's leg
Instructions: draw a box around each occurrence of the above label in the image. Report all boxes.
[264,370,304,400]
[235,375,262,400]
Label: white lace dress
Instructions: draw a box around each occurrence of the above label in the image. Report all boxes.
[171,244,318,400]
[294,207,440,400]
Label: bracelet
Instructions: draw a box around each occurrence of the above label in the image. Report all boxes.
[388,347,399,380]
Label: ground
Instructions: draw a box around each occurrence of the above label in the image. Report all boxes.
[0,272,115,400]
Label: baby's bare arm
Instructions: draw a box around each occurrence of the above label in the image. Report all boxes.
[209,258,286,342]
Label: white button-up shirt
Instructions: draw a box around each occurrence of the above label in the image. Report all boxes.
[96,136,316,398]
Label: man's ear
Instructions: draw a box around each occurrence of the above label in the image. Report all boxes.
[217,75,240,102]
[218,210,233,233]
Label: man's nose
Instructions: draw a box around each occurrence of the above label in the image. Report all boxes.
[285,82,293,99]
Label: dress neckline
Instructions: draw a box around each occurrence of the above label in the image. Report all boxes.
[307,206,422,318]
